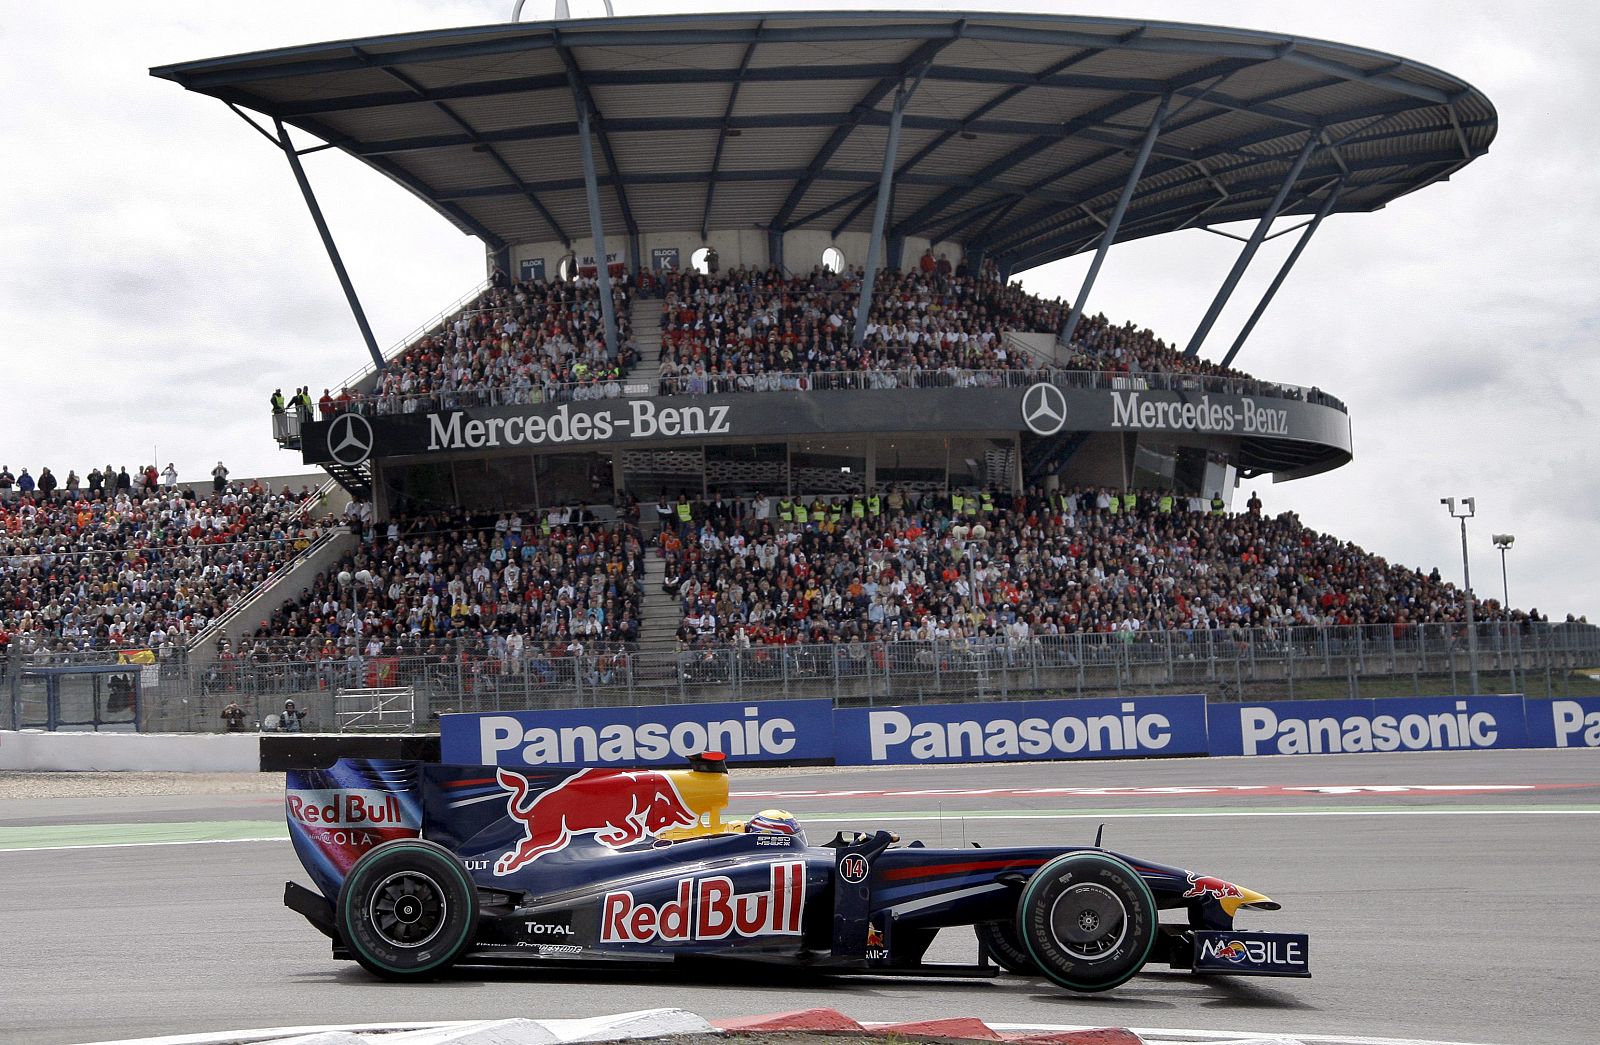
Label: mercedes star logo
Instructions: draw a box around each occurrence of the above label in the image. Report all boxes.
[1021,382,1068,436]
[326,412,374,467]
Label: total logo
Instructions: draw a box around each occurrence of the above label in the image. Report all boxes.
[601,861,805,943]
[522,921,574,937]
[495,768,697,874]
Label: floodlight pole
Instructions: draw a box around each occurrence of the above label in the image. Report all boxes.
[575,102,621,361]
[1058,93,1170,349]
[854,80,914,348]
[1184,134,1318,358]
[274,118,386,374]
[1444,498,1481,694]
[1220,179,1343,369]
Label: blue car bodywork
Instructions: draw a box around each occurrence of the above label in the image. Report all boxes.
[284,757,1309,990]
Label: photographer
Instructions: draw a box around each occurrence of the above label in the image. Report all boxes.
[220,700,249,732]
[278,699,306,733]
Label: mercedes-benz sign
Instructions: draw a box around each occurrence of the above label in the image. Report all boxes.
[327,412,375,467]
[1021,382,1068,436]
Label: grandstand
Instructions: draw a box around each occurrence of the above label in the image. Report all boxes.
[9,9,1599,734]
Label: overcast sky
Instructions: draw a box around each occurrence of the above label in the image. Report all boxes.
[3,1,1595,620]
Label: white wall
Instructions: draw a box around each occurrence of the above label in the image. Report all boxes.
[0,730,258,772]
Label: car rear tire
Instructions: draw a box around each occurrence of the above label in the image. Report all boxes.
[336,839,479,981]
[1016,852,1156,993]
[976,919,1039,975]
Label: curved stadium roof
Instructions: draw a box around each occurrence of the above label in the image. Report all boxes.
[152,11,1495,273]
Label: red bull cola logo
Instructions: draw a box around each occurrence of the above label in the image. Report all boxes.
[495,767,698,874]
[1182,872,1245,902]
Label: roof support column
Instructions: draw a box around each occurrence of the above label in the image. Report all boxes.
[1184,134,1318,357]
[1058,93,1170,348]
[853,81,914,348]
[1220,180,1343,369]
[575,103,620,361]
[768,228,784,274]
[274,118,386,373]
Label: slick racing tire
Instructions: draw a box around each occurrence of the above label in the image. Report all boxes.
[1016,852,1157,993]
[976,919,1039,976]
[336,839,479,981]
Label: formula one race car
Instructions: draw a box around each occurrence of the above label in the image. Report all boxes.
[284,755,1309,993]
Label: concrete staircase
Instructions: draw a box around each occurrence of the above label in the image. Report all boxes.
[630,296,662,383]
[636,550,681,648]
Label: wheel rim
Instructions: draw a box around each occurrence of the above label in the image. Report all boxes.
[1047,882,1128,961]
[366,871,448,949]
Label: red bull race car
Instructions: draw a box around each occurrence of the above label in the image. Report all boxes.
[284,755,1309,993]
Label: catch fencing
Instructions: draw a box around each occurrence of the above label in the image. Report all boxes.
[5,621,1597,733]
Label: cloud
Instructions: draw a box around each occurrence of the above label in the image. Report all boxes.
[2,0,1595,618]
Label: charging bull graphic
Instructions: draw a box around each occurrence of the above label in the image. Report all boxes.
[1183,872,1245,902]
[495,767,699,874]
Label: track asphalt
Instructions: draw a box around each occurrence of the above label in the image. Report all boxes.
[2,749,1595,1045]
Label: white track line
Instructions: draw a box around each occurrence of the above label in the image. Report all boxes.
[990,1024,1501,1045]
[799,808,1598,822]
[0,836,284,854]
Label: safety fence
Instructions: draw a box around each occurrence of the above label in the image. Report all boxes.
[5,621,1596,733]
[308,365,1348,419]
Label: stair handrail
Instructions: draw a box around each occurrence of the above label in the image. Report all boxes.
[182,525,345,652]
[330,278,493,395]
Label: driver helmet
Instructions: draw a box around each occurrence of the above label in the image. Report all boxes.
[284,699,296,710]
[744,809,804,844]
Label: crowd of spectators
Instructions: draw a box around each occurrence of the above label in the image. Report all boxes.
[653,485,1540,650]
[324,270,638,417]
[290,251,1312,416]
[0,475,324,658]
[233,507,646,670]
[650,263,1050,395]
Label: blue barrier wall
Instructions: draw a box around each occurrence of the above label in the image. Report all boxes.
[1524,697,1600,749]
[441,699,835,767]
[833,695,1208,765]
[1208,696,1529,757]
[441,693,1588,769]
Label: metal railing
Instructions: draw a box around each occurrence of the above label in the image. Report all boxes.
[12,620,1593,732]
[332,278,492,395]
[311,366,1349,418]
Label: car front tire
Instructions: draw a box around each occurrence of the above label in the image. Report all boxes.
[1015,852,1156,993]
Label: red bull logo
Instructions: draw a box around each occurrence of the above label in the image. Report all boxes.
[600,861,805,943]
[1215,939,1249,963]
[495,767,698,874]
[1183,872,1245,902]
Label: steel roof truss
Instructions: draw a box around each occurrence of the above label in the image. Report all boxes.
[703,28,763,242]
[367,56,571,246]
[1221,178,1344,368]
[771,28,965,231]
[557,36,638,248]
[1059,93,1171,346]
[890,56,1255,240]
[831,30,1144,237]
[1183,134,1319,357]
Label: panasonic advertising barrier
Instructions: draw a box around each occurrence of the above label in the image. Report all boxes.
[1524,697,1600,749]
[1208,695,1531,757]
[443,699,836,768]
[833,695,1209,765]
